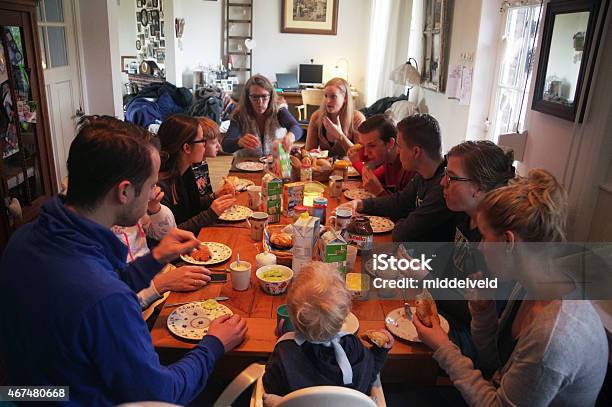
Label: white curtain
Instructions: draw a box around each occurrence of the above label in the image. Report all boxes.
[364,0,412,105]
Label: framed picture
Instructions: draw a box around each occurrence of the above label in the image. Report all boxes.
[152,0,159,8]
[135,40,141,51]
[161,21,165,37]
[281,0,338,35]
[121,56,138,73]
[159,39,165,48]
[146,0,152,7]
[151,10,159,20]
[140,9,149,26]
[137,23,142,32]
[136,12,141,23]
[136,0,141,7]
[156,50,165,64]
[421,0,451,92]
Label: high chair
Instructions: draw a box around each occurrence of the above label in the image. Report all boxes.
[212,363,387,407]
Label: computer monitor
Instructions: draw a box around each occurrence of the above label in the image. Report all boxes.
[298,64,324,87]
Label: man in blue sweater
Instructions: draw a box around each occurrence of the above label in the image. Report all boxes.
[0,120,247,405]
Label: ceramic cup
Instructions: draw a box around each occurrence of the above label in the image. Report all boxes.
[247,211,269,241]
[230,260,252,291]
[247,185,262,210]
[275,304,295,337]
[329,175,343,198]
[329,207,353,232]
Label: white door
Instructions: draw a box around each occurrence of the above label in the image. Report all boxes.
[37,0,83,189]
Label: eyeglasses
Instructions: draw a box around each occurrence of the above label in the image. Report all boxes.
[444,167,473,183]
[189,139,207,145]
[249,94,270,101]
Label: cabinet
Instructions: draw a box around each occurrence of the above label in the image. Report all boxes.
[0,0,57,251]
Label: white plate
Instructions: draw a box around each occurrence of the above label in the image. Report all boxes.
[236,161,265,172]
[385,307,449,342]
[344,188,375,200]
[167,301,233,340]
[226,177,254,192]
[365,216,395,234]
[348,166,360,178]
[309,150,329,159]
[219,205,253,221]
[180,242,232,265]
[341,312,359,334]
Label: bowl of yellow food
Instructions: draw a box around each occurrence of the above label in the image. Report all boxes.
[255,265,294,295]
[346,273,371,300]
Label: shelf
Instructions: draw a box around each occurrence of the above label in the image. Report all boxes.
[230,68,251,72]
[228,36,252,39]
[228,19,252,23]
[228,51,251,55]
[228,3,252,7]
[5,165,35,189]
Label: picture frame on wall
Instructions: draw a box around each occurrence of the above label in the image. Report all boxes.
[137,23,141,32]
[161,21,165,37]
[140,9,149,26]
[136,40,141,51]
[156,50,165,64]
[281,0,338,35]
[151,10,159,20]
[152,0,159,8]
[121,56,138,73]
[160,39,165,48]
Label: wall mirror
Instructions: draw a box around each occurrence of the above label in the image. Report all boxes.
[532,0,602,121]
[421,0,452,92]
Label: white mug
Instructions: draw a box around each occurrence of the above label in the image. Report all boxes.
[230,261,252,291]
[247,211,269,241]
[329,175,343,198]
[329,207,352,231]
[247,185,262,210]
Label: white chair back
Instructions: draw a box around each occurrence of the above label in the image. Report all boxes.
[301,88,324,107]
[277,386,377,407]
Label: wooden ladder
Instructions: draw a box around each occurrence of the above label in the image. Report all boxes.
[225,0,253,85]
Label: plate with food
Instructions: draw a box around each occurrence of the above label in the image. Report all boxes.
[223,176,254,192]
[308,149,329,159]
[348,166,360,178]
[344,188,375,200]
[235,161,265,172]
[364,216,395,234]
[181,242,232,265]
[340,312,359,334]
[167,299,233,340]
[385,298,449,342]
[219,205,253,221]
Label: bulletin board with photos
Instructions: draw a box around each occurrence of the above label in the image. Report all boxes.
[135,0,165,73]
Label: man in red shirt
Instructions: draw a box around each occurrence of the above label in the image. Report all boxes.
[349,114,415,196]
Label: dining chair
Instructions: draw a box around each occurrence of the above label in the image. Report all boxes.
[296,88,325,123]
[212,363,386,407]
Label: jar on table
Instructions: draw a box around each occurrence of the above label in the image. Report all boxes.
[343,216,374,251]
[333,160,351,182]
[312,197,328,225]
[292,205,310,221]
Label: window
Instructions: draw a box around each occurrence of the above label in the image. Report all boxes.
[36,0,68,69]
[490,3,542,140]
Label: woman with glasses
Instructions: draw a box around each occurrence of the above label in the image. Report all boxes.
[305,77,365,158]
[158,114,236,234]
[222,74,303,156]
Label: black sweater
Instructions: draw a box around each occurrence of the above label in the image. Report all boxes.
[159,167,218,235]
[362,162,455,243]
[262,335,388,397]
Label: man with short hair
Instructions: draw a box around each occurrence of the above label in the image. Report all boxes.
[343,114,454,243]
[348,114,414,196]
[0,119,247,405]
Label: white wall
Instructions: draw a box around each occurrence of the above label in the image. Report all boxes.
[412,0,483,152]
[161,0,371,105]
[119,0,137,57]
[78,0,123,118]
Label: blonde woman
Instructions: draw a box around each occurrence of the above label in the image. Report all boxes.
[305,77,365,157]
[262,262,393,398]
[222,74,302,156]
[415,169,608,407]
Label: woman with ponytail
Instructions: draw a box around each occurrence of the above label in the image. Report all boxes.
[158,114,236,234]
[415,169,608,407]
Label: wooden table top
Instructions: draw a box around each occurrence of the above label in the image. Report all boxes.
[151,168,433,362]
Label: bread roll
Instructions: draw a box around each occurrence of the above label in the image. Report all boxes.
[361,330,389,348]
[415,290,439,328]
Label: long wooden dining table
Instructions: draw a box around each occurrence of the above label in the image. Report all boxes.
[151,166,440,385]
